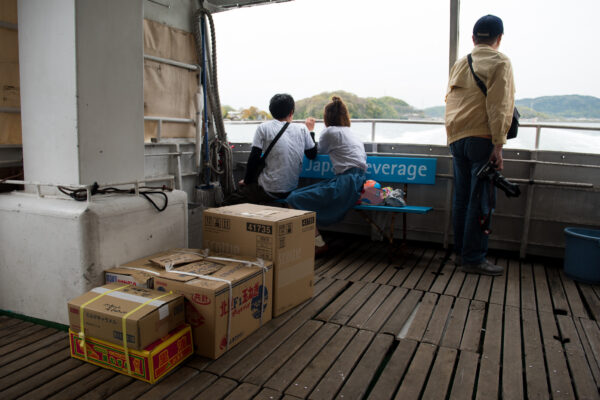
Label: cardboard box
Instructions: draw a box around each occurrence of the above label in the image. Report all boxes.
[202,204,315,316]
[69,324,193,384]
[104,250,206,288]
[104,266,160,288]
[68,283,185,350]
[153,252,274,359]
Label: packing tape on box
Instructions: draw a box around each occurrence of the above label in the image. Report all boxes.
[78,284,131,362]
[165,262,234,352]
[121,291,174,377]
[174,249,269,325]
[200,251,268,325]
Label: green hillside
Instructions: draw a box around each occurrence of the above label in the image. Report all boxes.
[515,95,600,119]
[423,106,445,119]
[250,92,600,121]
[425,95,600,120]
[294,90,424,119]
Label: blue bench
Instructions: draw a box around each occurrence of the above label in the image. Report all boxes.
[299,154,437,250]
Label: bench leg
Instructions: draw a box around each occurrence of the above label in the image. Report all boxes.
[356,210,401,262]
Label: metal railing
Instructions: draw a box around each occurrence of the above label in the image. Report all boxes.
[225,118,600,152]
[224,118,599,258]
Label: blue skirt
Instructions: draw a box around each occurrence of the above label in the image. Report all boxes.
[286,168,366,226]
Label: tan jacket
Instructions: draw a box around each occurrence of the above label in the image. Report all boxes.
[445,45,515,145]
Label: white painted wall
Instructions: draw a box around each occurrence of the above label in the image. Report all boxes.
[0,191,188,324]
[18,0,79,184]
[76,0,145,184]
[18,0,145,186]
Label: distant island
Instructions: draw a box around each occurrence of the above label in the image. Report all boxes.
[294,90,424,120]
[223,92,600,122]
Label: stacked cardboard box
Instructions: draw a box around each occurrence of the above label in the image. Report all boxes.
[151,251,274,359]
[67,283,192,383]
[113,248,274,359]
[69,325,193,384]
[202,204,316,316]
[67,283,185,350]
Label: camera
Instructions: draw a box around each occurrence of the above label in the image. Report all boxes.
[476,161,521,198]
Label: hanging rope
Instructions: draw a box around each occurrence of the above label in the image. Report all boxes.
[193,6,236,196]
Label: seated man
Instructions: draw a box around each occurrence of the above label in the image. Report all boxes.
[232,93,317,204]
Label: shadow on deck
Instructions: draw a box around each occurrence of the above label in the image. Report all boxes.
[1,233,600,399]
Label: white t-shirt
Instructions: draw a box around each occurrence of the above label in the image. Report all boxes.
[318,126,367,174]
[252,119,315,193]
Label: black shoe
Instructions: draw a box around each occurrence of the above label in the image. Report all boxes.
[461,259,503,276]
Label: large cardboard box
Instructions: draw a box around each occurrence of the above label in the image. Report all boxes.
[152,252,274,359]
[202,204,315,316]
[68,283,185,350]
[69,324,193,383]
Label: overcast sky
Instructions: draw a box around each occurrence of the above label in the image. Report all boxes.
[212,0,600,110]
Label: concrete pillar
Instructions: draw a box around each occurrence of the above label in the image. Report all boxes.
[18,0,144,185]
[3,0,188,325]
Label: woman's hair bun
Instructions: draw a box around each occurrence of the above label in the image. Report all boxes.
[331,96,341,102]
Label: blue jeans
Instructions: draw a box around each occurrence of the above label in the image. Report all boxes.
[450,137,495,265]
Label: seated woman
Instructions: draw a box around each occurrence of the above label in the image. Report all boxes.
[286,96,367,254]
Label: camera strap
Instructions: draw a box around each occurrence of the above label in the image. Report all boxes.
[479,180,495,235]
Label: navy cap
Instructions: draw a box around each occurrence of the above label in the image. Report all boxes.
[473,15,504,38]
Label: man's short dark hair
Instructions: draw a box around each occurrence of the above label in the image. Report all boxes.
[269,94,295,120]
[473,14,503,45]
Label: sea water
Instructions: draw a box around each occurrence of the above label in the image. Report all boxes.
[225,121,600,154]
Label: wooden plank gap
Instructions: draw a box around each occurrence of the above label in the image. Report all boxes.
[366,338,418,400]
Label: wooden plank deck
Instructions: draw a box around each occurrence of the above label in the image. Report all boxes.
[2,235,600,400]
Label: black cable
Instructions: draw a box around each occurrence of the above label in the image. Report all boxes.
[57,182,171,212]
[140,191,169,212]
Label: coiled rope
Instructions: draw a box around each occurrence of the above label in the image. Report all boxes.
[193,6,235,196]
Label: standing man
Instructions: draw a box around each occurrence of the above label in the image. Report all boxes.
[445,15,515,275]
[228,93,317,204]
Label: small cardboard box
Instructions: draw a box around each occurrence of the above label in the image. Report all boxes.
[104,250,206,288]
[104,266,161,288]
[202,204,315,316]
[69,324,193,384]
[153,252,274,359]
[67,283,185,350]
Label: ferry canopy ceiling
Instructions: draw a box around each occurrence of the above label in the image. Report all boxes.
[203,0,292,12]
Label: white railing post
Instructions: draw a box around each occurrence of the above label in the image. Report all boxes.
[371,121,376,142]
[535,125,542,150]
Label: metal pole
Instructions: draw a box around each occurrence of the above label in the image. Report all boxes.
[174,144,183,190]
[0,21,17,30]
[143,54,198,71]
[449,0,460,72]
[371,121,376,142]
[0,107,20,113]
[443,177,454,249]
